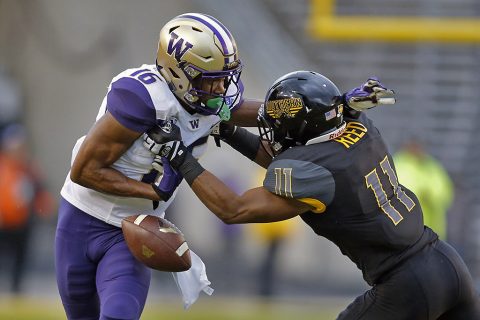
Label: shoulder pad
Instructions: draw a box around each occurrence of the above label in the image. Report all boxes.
[263,158,335,212]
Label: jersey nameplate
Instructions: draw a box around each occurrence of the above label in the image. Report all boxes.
[334,121,367,148]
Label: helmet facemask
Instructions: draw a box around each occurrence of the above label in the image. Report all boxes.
[257,110,278,158]
[257,104,296,158]
[183,63,242,120]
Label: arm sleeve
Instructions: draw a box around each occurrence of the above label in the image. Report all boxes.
[106,77,157,133]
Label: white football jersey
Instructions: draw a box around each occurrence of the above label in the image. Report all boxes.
[61,64,243,227]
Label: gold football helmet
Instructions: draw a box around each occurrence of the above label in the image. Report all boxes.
[157,13,243,118]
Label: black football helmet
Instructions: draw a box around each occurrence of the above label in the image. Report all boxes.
[257,71,346,157]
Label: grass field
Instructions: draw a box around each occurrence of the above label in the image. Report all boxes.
[0,295,349,319]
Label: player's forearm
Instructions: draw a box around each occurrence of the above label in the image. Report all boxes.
[190,171,244,223]
[190,171,305,224]
[70,167,160,201]
[172,152,246,222]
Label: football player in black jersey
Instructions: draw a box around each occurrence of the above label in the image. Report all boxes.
[145,71,480,319]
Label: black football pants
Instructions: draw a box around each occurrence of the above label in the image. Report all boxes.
[337,240,480,320]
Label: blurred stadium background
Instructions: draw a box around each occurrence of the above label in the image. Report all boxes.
[0,0,479,318]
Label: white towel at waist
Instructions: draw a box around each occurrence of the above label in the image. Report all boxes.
[172,250,214,309]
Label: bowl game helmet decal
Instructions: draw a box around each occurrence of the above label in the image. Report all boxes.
[157,13,242,118]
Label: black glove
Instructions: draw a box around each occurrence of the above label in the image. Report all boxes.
[143,123,205,185]
[143,122,182,154]
[210,121,237,147]
[143,122,188,169]
[142,123,185,200]
[154,141,188,170]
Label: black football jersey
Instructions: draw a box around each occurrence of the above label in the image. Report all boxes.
[263,113,438,285]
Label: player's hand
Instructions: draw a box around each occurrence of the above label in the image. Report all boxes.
[143,122,182,154]
[143,123,188,169]
[344,77,396,111]
[210,121,237,147]
[151,140,188,170]
[151,157,183,201]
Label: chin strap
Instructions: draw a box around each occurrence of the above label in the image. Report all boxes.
[305,122,346,146]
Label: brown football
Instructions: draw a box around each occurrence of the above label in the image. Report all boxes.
[122,215,191,272]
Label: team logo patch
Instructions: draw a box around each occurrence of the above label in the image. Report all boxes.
[266,98,303,119]
[189,119,200,129]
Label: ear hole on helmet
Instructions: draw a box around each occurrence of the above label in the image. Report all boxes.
[169,26,179,33]
[169,68,180,79]
[191,27,202,32]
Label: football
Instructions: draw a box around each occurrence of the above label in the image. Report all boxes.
[122,214,191,272]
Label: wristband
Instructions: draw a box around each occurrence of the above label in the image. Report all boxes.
[223,127,260,161]
[178,152,205,185]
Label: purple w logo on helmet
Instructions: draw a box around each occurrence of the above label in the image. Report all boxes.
[167,32,193,62]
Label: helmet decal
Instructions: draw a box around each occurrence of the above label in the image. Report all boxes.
[266,97,303,119]
[166,32,193,62]
[257,71,345,156]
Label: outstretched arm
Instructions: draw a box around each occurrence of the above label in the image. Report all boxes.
[190,170,311,224]
[142,130,312,223]
[229,78,395,126]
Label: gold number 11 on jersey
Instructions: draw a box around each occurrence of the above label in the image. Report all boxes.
[365,156,415,225]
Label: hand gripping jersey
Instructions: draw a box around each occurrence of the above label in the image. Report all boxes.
[61,64,244,227]
[263,112,437,285]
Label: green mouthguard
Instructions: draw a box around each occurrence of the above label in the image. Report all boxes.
[206,97,231,121]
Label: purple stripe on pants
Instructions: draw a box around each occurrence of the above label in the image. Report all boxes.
[55,197,151,320]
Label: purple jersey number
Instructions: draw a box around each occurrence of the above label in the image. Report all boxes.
[130,69,163,85]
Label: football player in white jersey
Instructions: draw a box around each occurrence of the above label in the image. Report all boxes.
[55,13,384,320]
[55,13,251,320]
